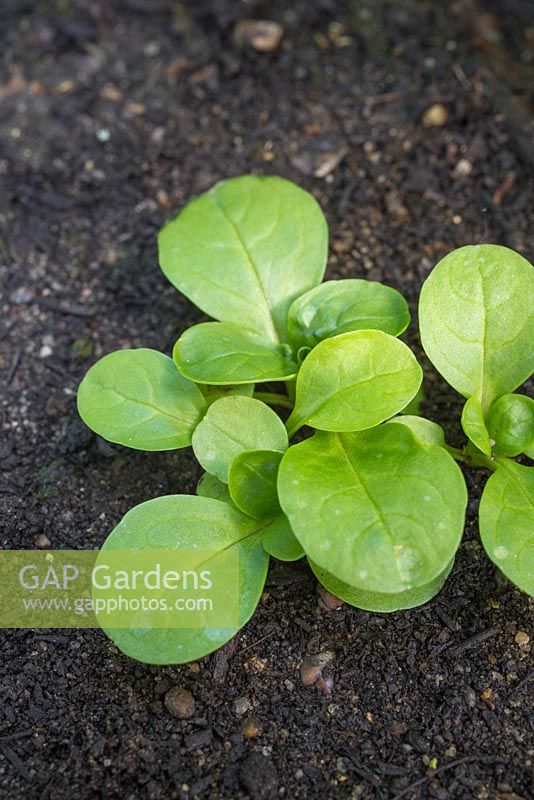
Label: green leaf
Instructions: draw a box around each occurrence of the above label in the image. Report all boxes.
[287,279,410,350]
[158,175,328,342]
[486,394,534,457]
[278,425,466,594]
[285,330,422,436]
[419,244,534,410]
[263,515,304,561]
[200,383,254,405]
[174,322,298,385]
[77,349,206,451]
[192,396,288,483]
[385,415,446,447]
[228,449,282,520]
[461,397,491,456]
[196,473,231,503]
[479,462,534,595]
[95,495,270,664]
[310,558,454,612]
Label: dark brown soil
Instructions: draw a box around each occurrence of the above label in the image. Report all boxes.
[0,1,533,798]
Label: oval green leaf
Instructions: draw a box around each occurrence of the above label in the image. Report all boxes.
[419,244,534,410]
[479,462,534,595]
[174,322,298,385]
[95,495,270,664]
[287,279,410,350]
[77,349,206,451]
[228,449,282,520]
[263,515,304,561]
[285,330,422,436]
[158,175,328,342]
[385,416,446,447]
[486,394,534,457]
[278,425,467,594]
[192,396,288,483]
[310,558,454,612]
[461,396,491,456]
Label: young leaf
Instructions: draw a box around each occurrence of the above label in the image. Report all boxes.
[278,425,466,594]
[196,473,231,503]
[192,396,288,483]
[285,330,422,436]
[158,175,328,342]
[77,349,206,451]
[174,322,298,384]
[287,279,410,350]
[461,396,491,456]
[95,495,270,664]
[200,383,254,404]
[486,394,534,457]
[385,415,446,447]
[479,462,534,595]
[263,515,305,562]
[419,244,534,410]
[310,558,454,612]
[228,449,282,520]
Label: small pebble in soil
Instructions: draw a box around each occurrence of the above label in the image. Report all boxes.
[514,630,529,645]
[233,20,284,52]
[453,158,473,177]
[240,716,262,739]
[422,103,448,127]
[35,534,52,549]
[239,752,278,800]
[299,651,334,687]
[317,584,344,611]
[464,686,477,708]
[234,696,251,716]
[164,686,195,719]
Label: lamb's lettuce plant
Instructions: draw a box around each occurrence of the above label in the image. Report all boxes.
[419,244,534,596]
[77,176,533,665]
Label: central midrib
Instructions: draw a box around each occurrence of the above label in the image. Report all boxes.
[213,192,280,343]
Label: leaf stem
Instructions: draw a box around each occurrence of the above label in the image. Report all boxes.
[285,415,302,440]
[253,392,293,410]
[444,444,467,462]
[463,441,497,471]
[285,379,296,405]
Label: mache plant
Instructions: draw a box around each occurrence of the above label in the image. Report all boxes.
[77,175,534,665]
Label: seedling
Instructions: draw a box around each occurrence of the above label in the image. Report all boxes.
[77,176,533,664]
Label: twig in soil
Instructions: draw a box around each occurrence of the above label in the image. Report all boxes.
[0,731,34,743]
[212,637,239,683]
[238,630,276,656]
[0,231,13,264]
[508,669,534,701]
[4,348,21,386]
[34,634,70,644]
[428,627,500,660]
[451,627,500,655]
[391,754,506,800]
[0,743,30,781]
[34,298,96,318]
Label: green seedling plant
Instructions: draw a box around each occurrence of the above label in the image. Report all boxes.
[77,175,533,664]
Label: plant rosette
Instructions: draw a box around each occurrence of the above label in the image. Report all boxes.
[77,176,534,663]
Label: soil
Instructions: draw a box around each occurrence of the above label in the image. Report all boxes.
[0,1,533,798]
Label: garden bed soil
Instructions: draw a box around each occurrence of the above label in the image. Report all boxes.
[0,1,533,798]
